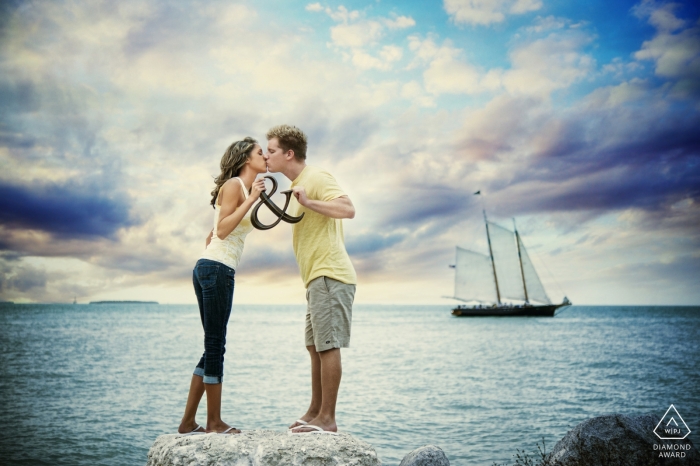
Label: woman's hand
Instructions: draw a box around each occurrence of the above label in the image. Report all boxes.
[249,178,267,201]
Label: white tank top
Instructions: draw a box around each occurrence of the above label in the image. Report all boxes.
[200,178,253,270]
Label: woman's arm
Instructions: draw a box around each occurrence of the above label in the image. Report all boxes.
[216,178,265,239]
[205,229,213,247]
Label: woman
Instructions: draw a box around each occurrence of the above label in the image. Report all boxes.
[177,137,267,435]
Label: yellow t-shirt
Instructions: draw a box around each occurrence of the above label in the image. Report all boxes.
[290,165,357,288]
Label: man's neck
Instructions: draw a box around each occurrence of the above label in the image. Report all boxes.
[284,161,307,182]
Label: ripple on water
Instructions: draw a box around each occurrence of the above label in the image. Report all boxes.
[0,304,698,465]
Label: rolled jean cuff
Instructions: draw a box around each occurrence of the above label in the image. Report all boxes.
[193,367,205,377]
[203,374,223,384]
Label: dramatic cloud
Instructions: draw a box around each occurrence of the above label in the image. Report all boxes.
[633,1,700,95]
[1,0,699,305]
[0,182,136,239]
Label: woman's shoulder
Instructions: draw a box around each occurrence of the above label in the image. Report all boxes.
[221,177,244,192]
[218,178,243,203]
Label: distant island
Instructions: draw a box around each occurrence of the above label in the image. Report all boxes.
[0,301,14,305]
[89,300,159,305]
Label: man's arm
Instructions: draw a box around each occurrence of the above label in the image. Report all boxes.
[292,186,355,219]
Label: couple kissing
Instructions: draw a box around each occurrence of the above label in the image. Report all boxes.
[177,124,356,436]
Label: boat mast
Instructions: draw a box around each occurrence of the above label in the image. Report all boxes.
[484,210,501,304]
[513,219,529,303]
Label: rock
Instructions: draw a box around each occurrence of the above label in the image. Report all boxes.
[398,445,450,466]
[146,429,381,466]
[547,414,700,466]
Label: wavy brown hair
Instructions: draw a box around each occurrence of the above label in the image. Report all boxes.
[210,137,258,208]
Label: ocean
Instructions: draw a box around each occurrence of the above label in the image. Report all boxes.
[0,304,698,465]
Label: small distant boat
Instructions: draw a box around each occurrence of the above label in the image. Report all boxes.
[448,210,571,317]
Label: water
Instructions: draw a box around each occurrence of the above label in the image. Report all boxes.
[0,304,698,466]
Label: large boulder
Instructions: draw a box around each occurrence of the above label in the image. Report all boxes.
[398,445,450,466]
[547,414,700,466]
[146,430,381,466]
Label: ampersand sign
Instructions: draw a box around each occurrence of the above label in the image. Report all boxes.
[251,176,305,230]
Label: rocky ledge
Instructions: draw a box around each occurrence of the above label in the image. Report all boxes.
[146,430,381,466]
[547,414,700,466]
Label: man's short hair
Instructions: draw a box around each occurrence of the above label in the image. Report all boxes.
[266,124,307,161]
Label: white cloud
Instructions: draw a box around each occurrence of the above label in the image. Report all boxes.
[325,5,360,23]
[633,2,700,95]
[443,0,543,26]
[408,25,594,98]
[324,10,413,71]
[2,0,699,306]
[526,15,568,33]
[352,50,385,69]
[499,30,596,96]
[305,2,324,12]
[632,0,686,32]
[380,45,403,62]
[384,15,416,30]
[408,36,484,94]
[350,45,403,71]
[510,0,542,14]
[424,52,483,95]
[401,81,437,107]
[330,20,384,48]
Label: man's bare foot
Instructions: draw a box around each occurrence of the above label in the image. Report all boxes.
[290,415,337,433]
[178,421,205,434]
[206,421,241,434]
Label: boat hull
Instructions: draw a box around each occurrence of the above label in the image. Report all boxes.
[451,303,568,317]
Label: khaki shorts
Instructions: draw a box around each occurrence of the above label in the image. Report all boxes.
[305,276,356,352]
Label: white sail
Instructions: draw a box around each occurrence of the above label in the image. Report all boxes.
[517,234,551,304]
[454,247,498,303]
[487,222,526,302]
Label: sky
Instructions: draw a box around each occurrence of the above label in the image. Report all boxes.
[1,0,699,305]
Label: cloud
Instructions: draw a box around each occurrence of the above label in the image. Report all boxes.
[323,5,361,23]
[0,182,136,239]
[331,21,384,48]
[322,6,414,72]
[346,231,407,256]
[443,0,542,26]
[498,28,596,96]
[1,0,699,305]
[305,3,324,12]
[408,35,485,95]
[632,0,687,32]
[0,262,48,294]
[633,1,700,96]
[384,15,416,30]
[408,23,595,97]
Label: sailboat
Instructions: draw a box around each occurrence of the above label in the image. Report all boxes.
[449,210,571,317]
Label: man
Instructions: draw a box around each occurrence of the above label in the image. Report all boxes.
[264,124,356,434]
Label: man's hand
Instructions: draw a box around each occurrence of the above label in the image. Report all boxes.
[292,186,309,207]
[292,186,355,219]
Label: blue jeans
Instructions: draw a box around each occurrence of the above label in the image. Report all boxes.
[192,258,235,384]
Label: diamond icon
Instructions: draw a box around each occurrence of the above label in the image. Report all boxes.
[654,405,691,440]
